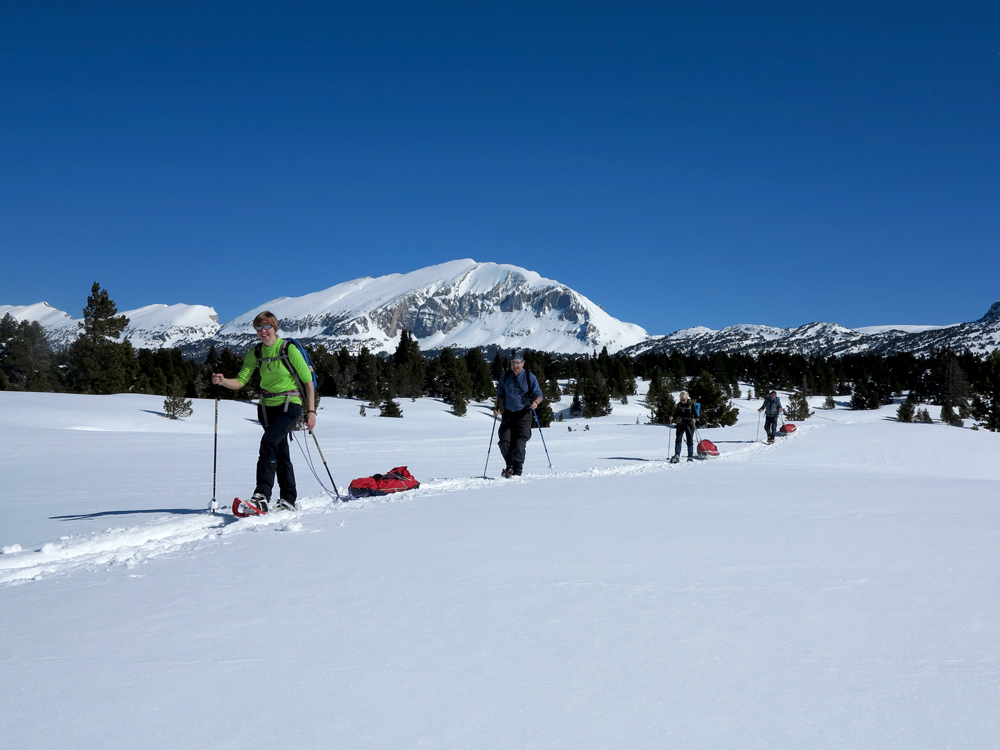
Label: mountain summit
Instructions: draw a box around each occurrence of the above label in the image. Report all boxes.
[210,259,648,355]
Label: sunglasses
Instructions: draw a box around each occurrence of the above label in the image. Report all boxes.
[254,324,274,332]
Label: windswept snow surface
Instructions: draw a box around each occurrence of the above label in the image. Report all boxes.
[1,389,998,748]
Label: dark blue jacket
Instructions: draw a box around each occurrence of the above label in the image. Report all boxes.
[497,370,543,412]
[759,395,783,417]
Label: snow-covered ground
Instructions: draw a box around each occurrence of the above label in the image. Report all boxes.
[2,387,998,748]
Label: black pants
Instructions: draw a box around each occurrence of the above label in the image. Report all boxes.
[675,421,694,457]
[256,403,300,502]
[764,414,778,439]
[498,408,533,474]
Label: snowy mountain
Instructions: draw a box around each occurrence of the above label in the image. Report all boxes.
[205,259,648,356]
[627,304,1000,358]
[2,261,644,356]
[0,302,80,349]
[5,264,999,358]
[0,302,221,350]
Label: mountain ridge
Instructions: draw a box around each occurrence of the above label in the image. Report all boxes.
[3,261,998,358]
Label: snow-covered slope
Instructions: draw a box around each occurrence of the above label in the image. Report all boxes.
[1,389,998,748]
[210,259,648,355]
[118,304,221,349]
[0,302,80,349]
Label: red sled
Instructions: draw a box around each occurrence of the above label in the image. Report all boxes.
[696,439,720,458]
[779,423,797,435]
[348,466,420,498]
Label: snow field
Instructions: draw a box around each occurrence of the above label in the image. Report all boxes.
[1,388,998,748]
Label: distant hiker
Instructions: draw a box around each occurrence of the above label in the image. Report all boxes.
[758,390,783,444]
[211,311,316,512]
[493,350,544,477]
[671,390,697,462]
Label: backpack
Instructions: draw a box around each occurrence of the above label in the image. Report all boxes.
[348,466,420,498]
[255,338,318,401]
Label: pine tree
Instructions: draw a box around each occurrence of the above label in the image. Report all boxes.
[0,315,56,391]
[915,407,933,424]
[379,398,403,418]
[163,382,194,420]
[535,401,554,427]
[434,348,474,406]
[352,347,380,405]
[644,373,676,425]
[392,331,426,399]
[896,396,915,423]
[969,350,1000,431]
[543,377,561,403]
[823,395,836,410]
[577,364,612,419]
[784,390,813,421]
[940,401,963,427]
[687,371,738,427]
[65,283,137,394]
[850,381,881,410]
[378,379,403,418]
[464,347,494,401]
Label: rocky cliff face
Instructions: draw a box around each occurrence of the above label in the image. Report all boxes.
[203,260,648,356]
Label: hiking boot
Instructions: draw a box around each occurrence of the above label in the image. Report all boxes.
[669,455,680,464]
[249,493,269,513]
[501,467,514,478]
[687,456,694,462]
[277,498,297,511]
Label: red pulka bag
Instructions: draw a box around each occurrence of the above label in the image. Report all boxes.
[779,423,797,435]
[348,466,420,498]
[696,439,719,458]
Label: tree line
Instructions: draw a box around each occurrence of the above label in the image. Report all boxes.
[3,284,1000,430]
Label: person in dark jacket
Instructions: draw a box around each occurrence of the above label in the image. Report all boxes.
[758,390,783,443]
[671,390,698,462]
[493,351,544,477]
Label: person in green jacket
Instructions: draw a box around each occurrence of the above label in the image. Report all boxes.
[211,310,316,512]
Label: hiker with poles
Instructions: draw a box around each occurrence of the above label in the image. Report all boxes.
[758,390,783,444]
[493,350,544,478]
[211,310,316,512]
[670,390,698,463]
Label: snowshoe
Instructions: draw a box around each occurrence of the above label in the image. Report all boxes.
[687,456,694,462]
[276,498,297,511]
[669,455,680,464]
[233,493,269,517]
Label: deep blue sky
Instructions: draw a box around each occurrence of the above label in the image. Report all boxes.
[2,1,998,334]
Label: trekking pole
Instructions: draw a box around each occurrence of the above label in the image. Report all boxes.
[755,410,762,444]
[309,430,341,500]
[209,391,219,514]
[534,409,553,469]
[483,412,498,478]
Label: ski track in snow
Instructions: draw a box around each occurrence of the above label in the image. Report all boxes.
[0,426,812,586]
